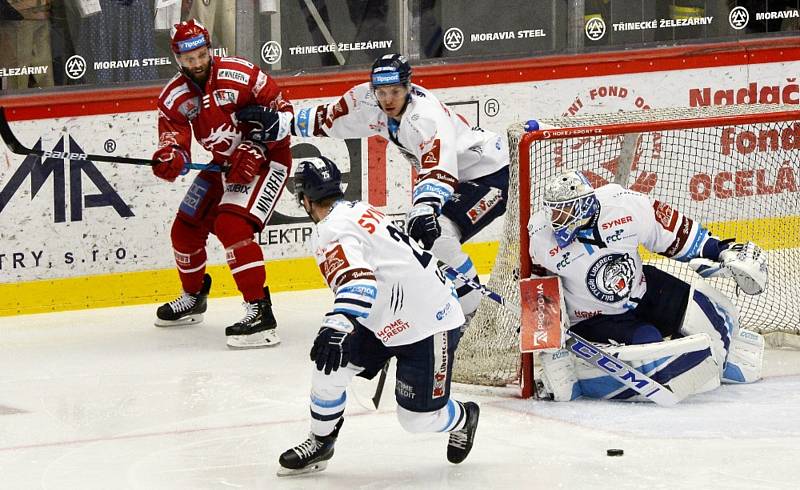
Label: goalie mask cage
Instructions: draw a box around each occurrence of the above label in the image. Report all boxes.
[453,104,800,397]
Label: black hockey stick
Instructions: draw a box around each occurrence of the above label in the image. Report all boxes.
[0,107,224,172]
[371,360,391,409]
[439,263,681,406]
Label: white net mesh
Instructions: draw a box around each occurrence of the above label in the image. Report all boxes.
[453,104,800,388]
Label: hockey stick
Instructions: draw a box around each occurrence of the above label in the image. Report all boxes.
[439,263,680,407]
[349,359,391,411]
[0,107,224,172]
[371,360,391,408]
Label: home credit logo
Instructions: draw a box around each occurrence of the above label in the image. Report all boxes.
[557,85,661,194]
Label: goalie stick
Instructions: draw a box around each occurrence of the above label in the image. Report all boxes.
[0,107,225,172]
[439,263,681,407]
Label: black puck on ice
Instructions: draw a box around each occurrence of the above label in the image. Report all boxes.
[606,449,624,456]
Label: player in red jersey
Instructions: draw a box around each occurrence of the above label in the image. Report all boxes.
[151,19,292,349]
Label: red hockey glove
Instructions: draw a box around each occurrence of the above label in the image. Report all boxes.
[152,145,189,182]
[227,141,268,184]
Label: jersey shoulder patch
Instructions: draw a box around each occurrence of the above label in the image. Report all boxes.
[159,77,192,112]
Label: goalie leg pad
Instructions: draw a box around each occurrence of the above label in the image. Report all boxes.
[680,279,739,377]
[535,349,582,401]
[722,328,764,384]
[572,335,720,402]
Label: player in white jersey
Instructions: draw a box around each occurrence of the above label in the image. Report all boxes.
[235,53,510,322]
[277,156,479,476]
[529,171,768,402]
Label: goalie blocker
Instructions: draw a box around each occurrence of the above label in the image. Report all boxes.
[520,276,765,403]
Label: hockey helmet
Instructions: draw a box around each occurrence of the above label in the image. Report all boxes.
[294,156,344,205]
[370,53,412,88]
[542,170,599,247]
[170,19,211,54]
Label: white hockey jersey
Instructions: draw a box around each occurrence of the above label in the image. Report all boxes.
[528,184,713,326]
[292,82,508,210]
[314,199,465,346]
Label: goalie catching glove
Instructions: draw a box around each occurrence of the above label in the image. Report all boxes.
[235,105,293,143]
[690,241,768,295]
[310,313,357,374]
[720,241,768,295]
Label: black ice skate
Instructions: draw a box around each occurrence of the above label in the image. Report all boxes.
[277,419,343,477]
[225,286,280,348]
[154,274,212,327]
[447,401,480,464]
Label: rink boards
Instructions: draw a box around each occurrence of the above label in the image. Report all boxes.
[2,41,800,315]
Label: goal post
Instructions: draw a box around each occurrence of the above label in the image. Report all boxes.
[453,104,800,397]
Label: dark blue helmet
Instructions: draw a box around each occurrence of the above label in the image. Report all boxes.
[293,156,344,205]
[370,53,412,88]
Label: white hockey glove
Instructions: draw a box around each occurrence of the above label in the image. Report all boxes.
[720,242,768,295]
[310,313,356,374]
[689,241,767,295]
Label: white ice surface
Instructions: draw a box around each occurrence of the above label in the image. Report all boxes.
[1,287,799,490]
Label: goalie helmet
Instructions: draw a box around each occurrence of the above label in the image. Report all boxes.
[542,171,599,247]
[370,53,412,88]
[294,156,344,205]
[170,19,211,54]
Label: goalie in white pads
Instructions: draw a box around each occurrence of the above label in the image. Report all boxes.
[278,156,479,476]
[528,171,768,402]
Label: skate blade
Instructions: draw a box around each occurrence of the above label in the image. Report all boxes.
[154,314,203,327]
[226,330,281,349]
[276,460,328,477]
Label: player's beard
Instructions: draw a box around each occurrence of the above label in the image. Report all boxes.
[184,62,211,87]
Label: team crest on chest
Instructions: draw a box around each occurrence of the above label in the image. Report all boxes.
[585,253,636,303]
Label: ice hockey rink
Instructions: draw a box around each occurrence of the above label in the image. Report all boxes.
[2,287,800,490]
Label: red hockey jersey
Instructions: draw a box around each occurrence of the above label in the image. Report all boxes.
[156,56,291,164]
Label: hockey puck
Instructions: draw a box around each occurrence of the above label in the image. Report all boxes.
[606,449,624,457]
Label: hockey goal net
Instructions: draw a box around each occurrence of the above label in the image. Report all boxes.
[453,104,800,395]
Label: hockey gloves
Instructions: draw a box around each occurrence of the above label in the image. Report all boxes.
[235,105,293,143]
[691,239,768,295]
[227,141,267,184]
[310,313,356,374]
[720,242,768,295]
[152,144,190,182]
[406,203,442,250]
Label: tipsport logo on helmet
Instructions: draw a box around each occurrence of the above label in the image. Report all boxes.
[372,72,401,85]
[177,34,207,53]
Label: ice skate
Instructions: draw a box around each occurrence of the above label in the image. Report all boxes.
[225,286,280,348]
[277,419,343,476]
[155,274,211,327]
[447,402,480,464]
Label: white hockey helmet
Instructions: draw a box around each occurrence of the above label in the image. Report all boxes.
[542,171,599,247]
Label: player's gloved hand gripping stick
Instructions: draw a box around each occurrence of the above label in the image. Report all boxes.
[0,107,225,173]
